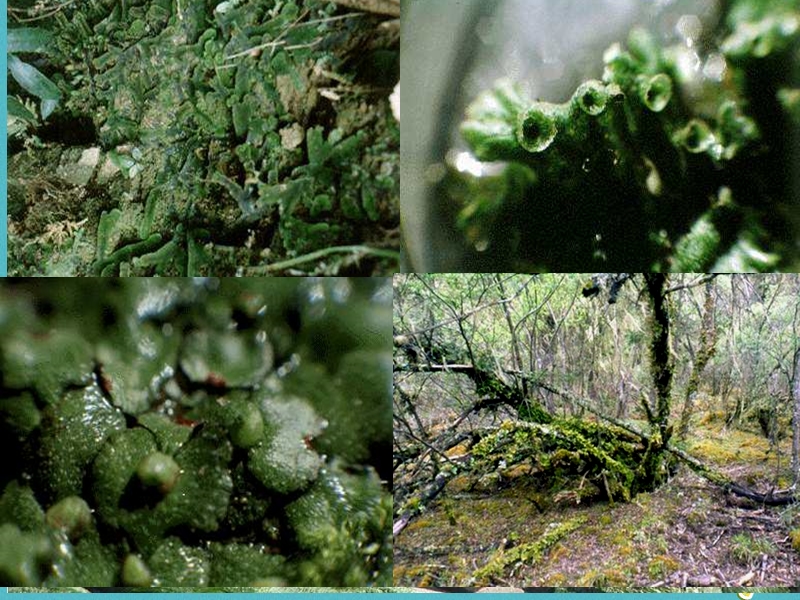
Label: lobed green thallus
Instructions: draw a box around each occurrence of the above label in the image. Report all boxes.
[455,0,800,271]
[0,279,391,587]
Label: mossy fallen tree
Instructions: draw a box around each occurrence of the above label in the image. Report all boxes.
[393,326,674,536]
[393,335,797,539]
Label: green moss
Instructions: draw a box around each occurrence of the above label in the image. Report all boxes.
[149,538,211,587]
[36,382,127,502]
[452,0,800,271]
[248,394,324,494]
[790,529,800,553]
[0,279,391,587]
[0,482,45,532]
[46,529,118,587]
[9,0,398,276]
[472,517,586,584]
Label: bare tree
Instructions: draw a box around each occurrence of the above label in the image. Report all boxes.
[677,279,718,441]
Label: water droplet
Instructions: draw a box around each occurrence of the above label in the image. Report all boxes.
[671,47,703,89]
[582,158,591,173]
[676,15,702,47]
[703,53,727,82]
[474,239,490,252]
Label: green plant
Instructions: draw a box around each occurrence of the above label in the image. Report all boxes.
[647,555,680,578]
[8,0,399,276]
[451,0,799,271]
[472,517,586,584]
[729,533,777,565]
[0,279,391,587]
[7,27,61,135]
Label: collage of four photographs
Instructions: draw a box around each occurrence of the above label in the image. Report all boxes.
[3,0,800,595]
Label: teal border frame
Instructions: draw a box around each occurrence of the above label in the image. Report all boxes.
[2,0,7,276]
[2,593,800,599]
[2,592,800,598]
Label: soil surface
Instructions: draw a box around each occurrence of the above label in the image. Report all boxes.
[394,420,800,588]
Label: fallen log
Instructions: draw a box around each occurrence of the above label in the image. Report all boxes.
[393,472,450,536]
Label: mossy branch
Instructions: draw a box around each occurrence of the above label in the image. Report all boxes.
[472,517,586,585]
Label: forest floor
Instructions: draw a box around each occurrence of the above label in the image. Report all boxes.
[393,415,800,588]
[8,0,399,276]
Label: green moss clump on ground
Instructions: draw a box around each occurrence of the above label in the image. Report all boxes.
[7,0,399,276]
[0,278,391,587]
[452,0,799,271]
[472,517,586,585]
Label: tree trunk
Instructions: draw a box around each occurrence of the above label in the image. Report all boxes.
[495,275,527,398]
[640,274,673,488]
[677,280,717,440]
[792,347,800,486]
[643,275,672,435]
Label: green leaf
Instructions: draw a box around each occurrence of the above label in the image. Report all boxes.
[96,209,124,261]
[306,126,331,166]
[7,96,37,124]
[37,382,127,501]
[8,28,53,54]
[8,54,61,103]
[247,394,325,494]
[149,537,210,586]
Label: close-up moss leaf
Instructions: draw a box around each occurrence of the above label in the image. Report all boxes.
[0,278,392,587]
